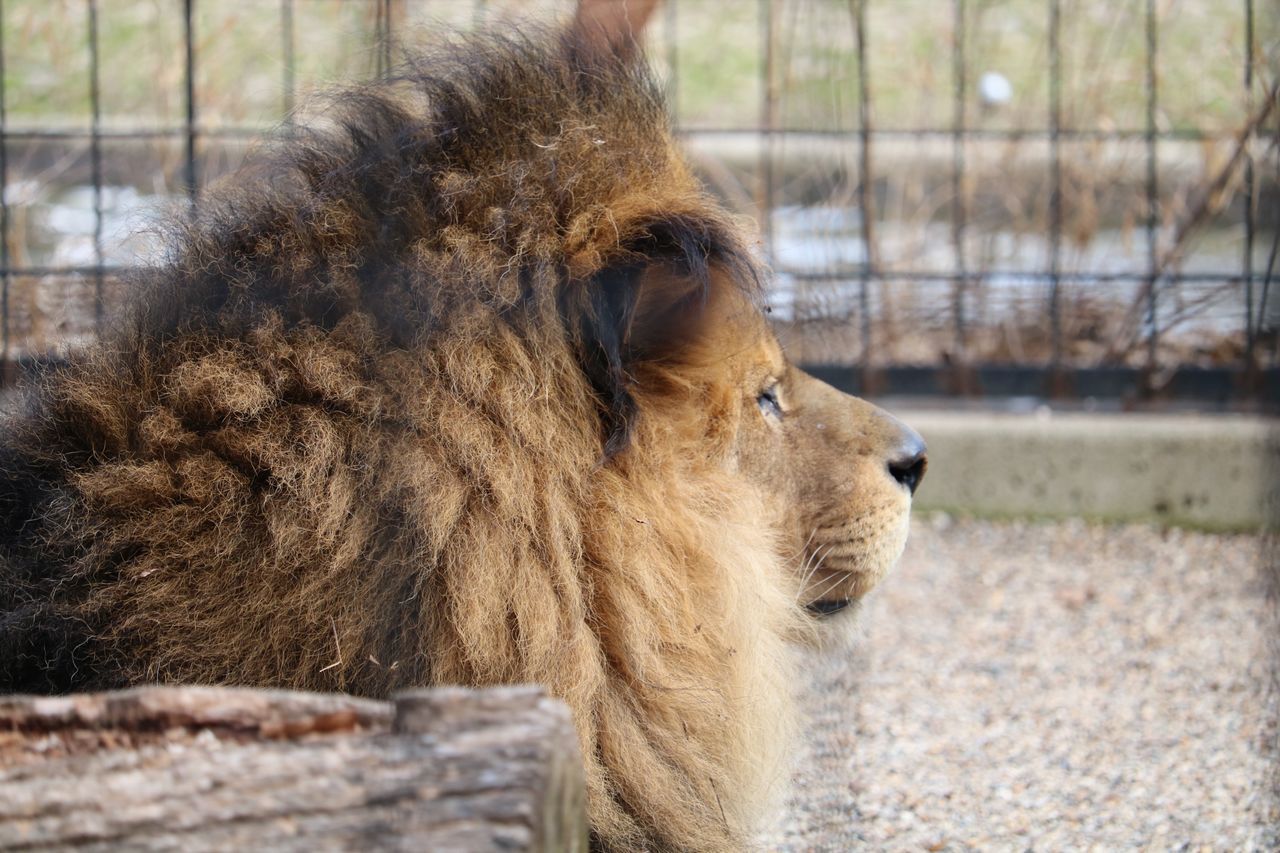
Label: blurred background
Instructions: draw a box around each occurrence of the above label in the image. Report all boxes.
[0,0,1275,410]
[0,2,1276,848]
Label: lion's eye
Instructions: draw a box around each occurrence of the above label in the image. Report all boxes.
[757,386,783,419]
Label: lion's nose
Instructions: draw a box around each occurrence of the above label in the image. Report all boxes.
[887,430,927,495]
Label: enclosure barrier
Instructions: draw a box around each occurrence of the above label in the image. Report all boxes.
[0,0,1274,407]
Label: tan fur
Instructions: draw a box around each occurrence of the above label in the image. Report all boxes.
[0,29,922,851]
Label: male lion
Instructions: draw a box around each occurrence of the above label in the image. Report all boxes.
[0,25,924,852]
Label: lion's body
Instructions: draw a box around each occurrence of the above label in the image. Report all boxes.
[0,28,923,852]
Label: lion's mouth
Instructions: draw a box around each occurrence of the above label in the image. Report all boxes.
[805,598,852,616]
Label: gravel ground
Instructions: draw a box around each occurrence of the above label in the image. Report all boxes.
[764,516,1278,851]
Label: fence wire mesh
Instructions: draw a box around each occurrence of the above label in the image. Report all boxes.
[0,0,1276,404]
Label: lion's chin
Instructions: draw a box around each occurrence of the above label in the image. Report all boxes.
[797,595,869,654]
[802,546,908,607]
[793,546,908,649]
[802,515,911,623]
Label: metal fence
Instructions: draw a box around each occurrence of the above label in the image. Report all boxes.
[0,0,1276,407]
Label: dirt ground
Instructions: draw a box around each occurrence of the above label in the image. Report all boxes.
[764,516,1277,851]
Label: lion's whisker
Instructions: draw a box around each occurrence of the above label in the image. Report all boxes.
[796,540,827,592]
[799,527,818,559]
[791,528,820,584]
[796,540,842,603]
[809,570,851,603]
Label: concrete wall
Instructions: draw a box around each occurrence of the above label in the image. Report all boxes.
[905,411,1279,531]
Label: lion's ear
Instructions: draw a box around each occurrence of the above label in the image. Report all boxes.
[562,214,760,460]
[571,0,661,63]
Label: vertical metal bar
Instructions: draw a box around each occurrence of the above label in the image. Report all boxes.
[855,0,874,373]
[282,0,295,125]
[386,0,394,78]
[951,0,967,360]
[1262,101,1279,365]
[375,0,385,79]
[1242,0,1255,368]
[759,0,777,263]
[0,0,8,381]
[1262,227,1278,365]
[183,0,198,206]
[1047,0,1062,368]
[1144,0,1159,372]
[88,0,105,334]
[665,0,678,122]
[375,0,393,80]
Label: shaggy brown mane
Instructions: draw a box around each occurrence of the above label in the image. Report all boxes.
[0,27,802,852]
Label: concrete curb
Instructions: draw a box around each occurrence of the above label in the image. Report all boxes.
[902,410,1279,531]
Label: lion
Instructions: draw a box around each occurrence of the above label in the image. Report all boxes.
[0,25,925,852]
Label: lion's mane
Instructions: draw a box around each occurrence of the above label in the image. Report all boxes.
[0,30,805,850]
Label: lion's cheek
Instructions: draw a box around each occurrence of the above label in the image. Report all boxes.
[851,506,912,598]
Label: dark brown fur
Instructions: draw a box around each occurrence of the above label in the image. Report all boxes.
[0,25,929,850]
[0,29,779,851]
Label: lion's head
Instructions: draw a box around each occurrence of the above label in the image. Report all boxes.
[677,278,926,614]
[0,26,923,852]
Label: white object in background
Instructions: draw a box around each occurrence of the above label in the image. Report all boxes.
[978,71,1013,108]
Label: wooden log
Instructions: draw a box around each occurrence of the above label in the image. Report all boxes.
[0,685,586,852]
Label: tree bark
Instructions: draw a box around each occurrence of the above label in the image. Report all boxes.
[0,685,586,852]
